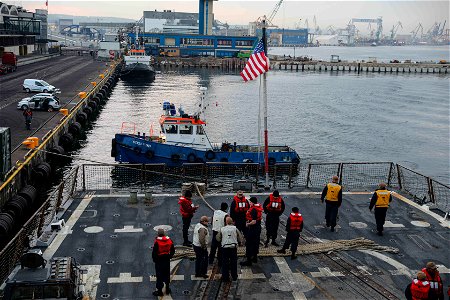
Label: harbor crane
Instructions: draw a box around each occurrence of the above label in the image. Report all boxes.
[267,0,284,24]
[411,23,423,42]
[390,21,402,40]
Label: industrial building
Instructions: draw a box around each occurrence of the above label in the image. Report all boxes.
[0,2,44,55]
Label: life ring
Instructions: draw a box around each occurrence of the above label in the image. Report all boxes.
[171,154,181,161]
[145,150,154,159]
[187,153,196,163]
[133,147,141,154]
[268,157,276,165]
[205,150,216,160]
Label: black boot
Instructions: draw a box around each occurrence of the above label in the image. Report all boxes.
[152,290,163,296]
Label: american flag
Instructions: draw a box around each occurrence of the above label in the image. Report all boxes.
[240,39,269,82]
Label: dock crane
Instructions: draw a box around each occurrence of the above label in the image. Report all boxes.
[411,23,423,42]
[390,21,402,40]
[267,0,284,24]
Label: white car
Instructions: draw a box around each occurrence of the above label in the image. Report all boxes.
[23,79,58,93]
[17,93,61,111]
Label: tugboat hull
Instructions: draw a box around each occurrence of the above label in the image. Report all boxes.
[112,134,300,166]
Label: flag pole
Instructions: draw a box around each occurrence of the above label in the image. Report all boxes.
[262,17,270,190]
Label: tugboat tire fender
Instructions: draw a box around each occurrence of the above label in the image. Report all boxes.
[171,154,181,162]
[187,153,196,163]
[205,150,215,160]
[268,157,276,165]
[145,150,154,159]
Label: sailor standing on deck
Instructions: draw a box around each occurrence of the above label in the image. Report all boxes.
[240,197,263,266]
[369,182,392,236]
[277,207,303,260]
[209,202,229,266]
[230,190,250,237]
[405,271,432,300]
[178,190,199,246]
[152,228,175,297]
[263,190,285,247]
[422,262,445,300]
[193,216,210,278]
[320,175,342,232]
[216,217,243,281]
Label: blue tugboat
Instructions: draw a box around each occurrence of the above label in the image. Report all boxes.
[111,88,300,166]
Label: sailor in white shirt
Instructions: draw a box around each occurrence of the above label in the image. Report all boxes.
[209,202,229,266]
[217,217,243,281]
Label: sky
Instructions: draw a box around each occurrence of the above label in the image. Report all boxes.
[14,0,450,33]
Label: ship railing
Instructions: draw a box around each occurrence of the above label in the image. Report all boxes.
[75,162,448,213]
[0,166,79,286]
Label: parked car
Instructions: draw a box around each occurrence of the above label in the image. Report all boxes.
[23,79,58,93]
[17,93,61,111]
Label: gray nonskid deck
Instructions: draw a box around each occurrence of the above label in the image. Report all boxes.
[46,191,450,299]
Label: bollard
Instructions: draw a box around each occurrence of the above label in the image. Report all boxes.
[128,189,138,204]
[78,92,87,99]
[144,190,154,204]
[60,108,69,116]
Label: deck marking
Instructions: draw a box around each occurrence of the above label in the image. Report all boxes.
[410,220,431,227]
[114,225,143,233]
[272,257,314,299]
[107,272,143,283]
[392,192,450,228]
[43,195,93,260]
[310,267,345,278]
[82,265,101,300]
[408,234,432,249]
[238,268,266,279]
[436,265,450,274]
[384,221,405,228]
[349,222,368,229]
[356,266,372,275]
[150,275,185,281]
[84,226,104,233]
[359,250,415,277]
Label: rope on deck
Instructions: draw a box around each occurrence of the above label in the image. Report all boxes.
[172,237,398,260]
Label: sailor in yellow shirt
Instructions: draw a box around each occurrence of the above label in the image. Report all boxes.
[369,182,392,236]
[320,175,343,232]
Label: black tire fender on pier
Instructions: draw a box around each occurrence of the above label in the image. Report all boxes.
[68,122,83,137]
[268,157,276,165]
[17,185,37,206]
[83,106,94,119]
[145,150,154,159]
[59,132,75,150]
[33,162,52,182]
[92,96,101,105]
[187,153,196,163]
[171,154,181,162]
[0,212,15,235]
[87,100,98,111]
[205,150,216,161]
[76,112,88,125]
[48,145,67,165]
[4,195,28,218]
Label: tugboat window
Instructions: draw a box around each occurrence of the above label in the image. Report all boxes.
[196,126,205,135]
[164,124,178,134]
[179,125,193,135]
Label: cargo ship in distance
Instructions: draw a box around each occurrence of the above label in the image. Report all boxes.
[111,87,300,166]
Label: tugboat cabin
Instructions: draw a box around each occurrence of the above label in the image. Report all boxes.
[159,103,211,150]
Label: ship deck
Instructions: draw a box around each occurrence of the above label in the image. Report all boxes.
[44,191,449,300]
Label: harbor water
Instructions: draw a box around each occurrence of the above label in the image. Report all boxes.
[73,46,450,184]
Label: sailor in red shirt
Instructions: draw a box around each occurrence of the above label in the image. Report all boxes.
[277,207,303,259]
[178,190,199,246]
[152,228,175,297]
[240,197,263,266]
[405,271,432,300]
[263,190,285,247]
[229,190,249,236]
[422,262,445,300]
